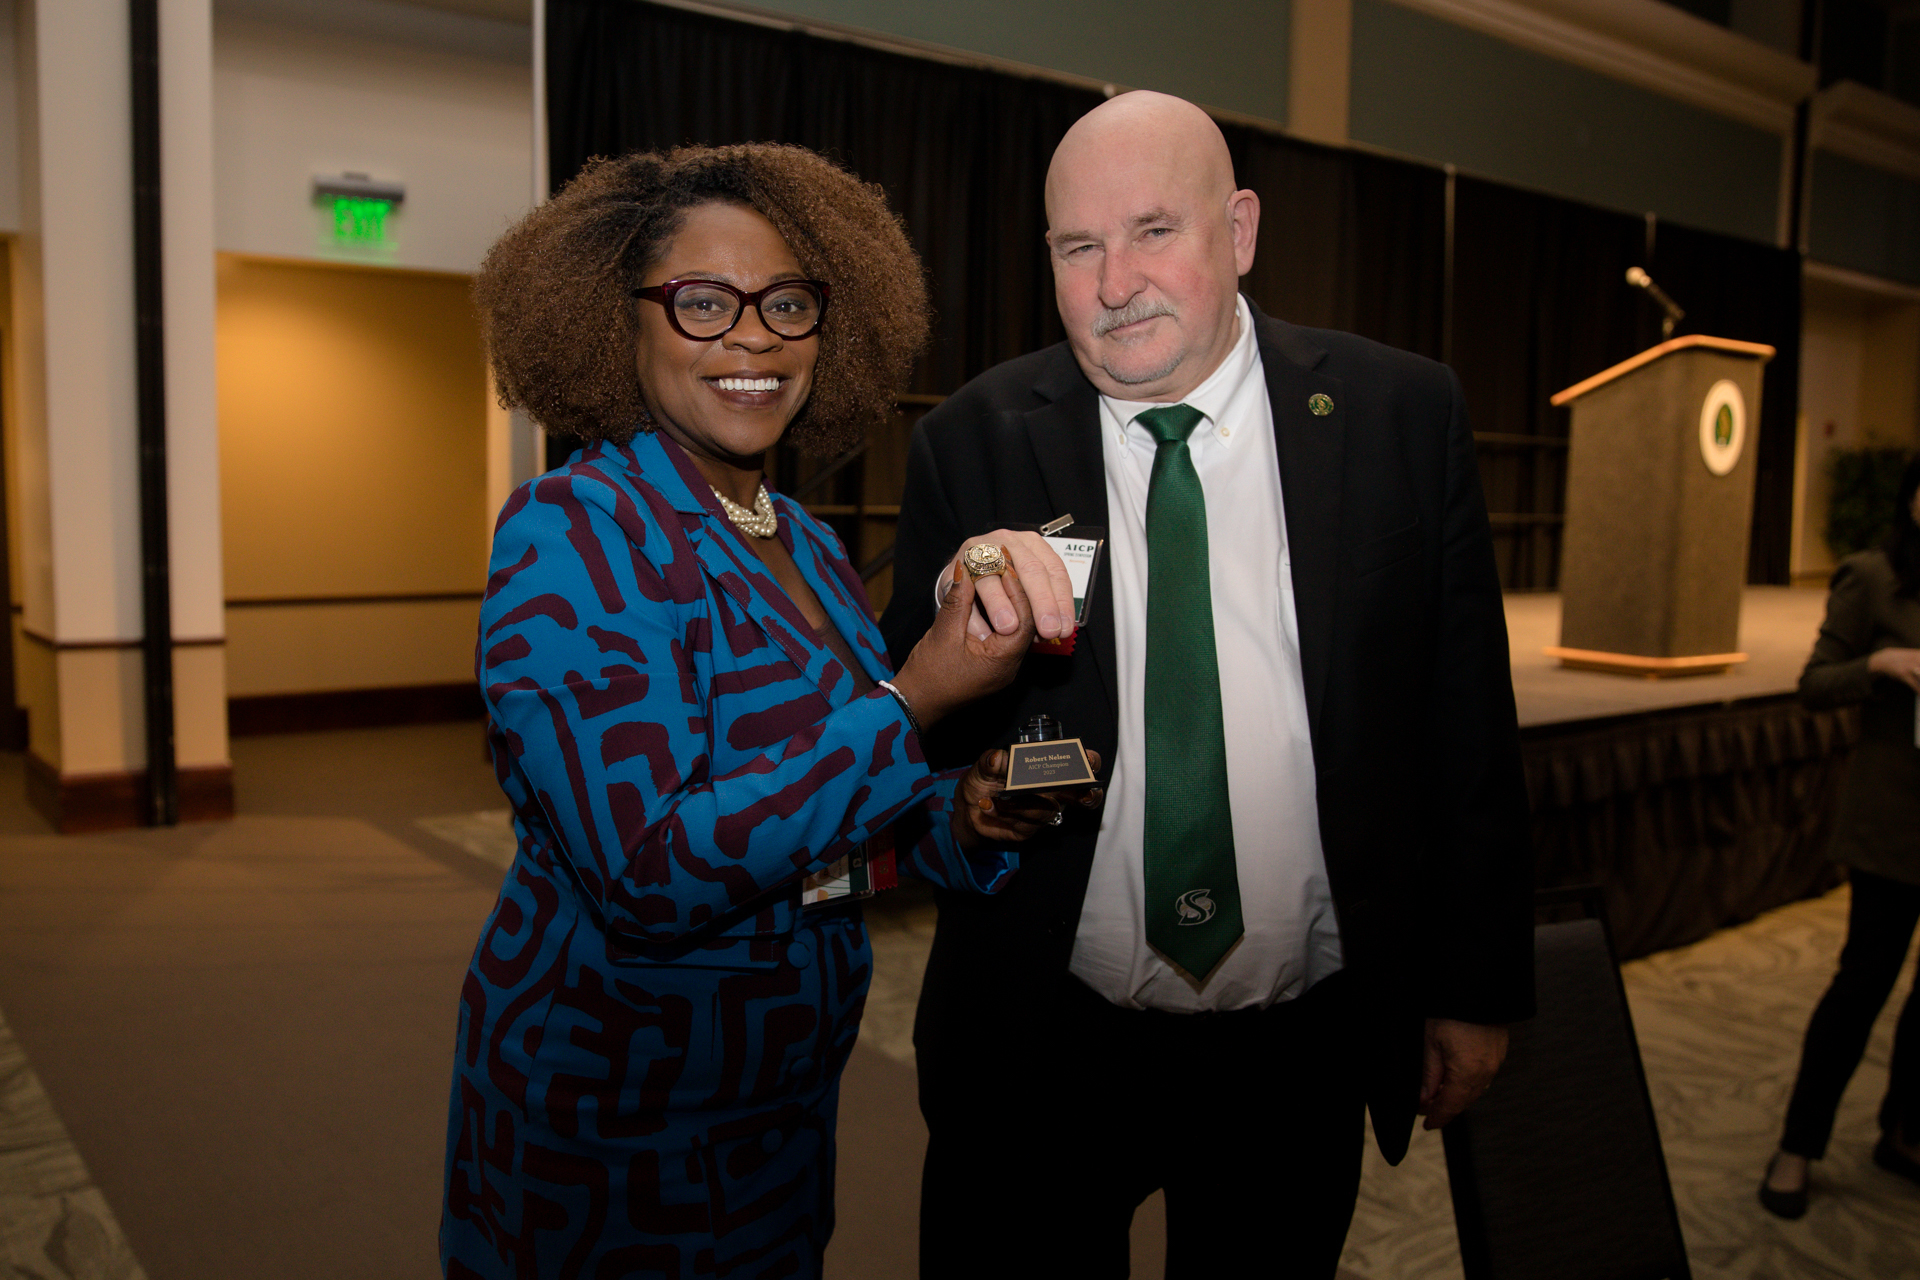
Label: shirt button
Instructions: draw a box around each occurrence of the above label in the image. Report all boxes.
[1220,427,1231,437]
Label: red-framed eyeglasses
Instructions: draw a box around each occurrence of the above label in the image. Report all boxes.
[633,278,831,341]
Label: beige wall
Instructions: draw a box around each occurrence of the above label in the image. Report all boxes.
[1860,303,1920,450]
[1,236,16,615]
[225,599,480,695]
[1794,270,1920,578]
[212,1,532,274]
[216,252,487,695]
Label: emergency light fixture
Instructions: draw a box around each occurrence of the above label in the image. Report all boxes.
[313,173,405,246]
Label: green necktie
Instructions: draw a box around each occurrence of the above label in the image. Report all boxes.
[1137,403,1243,985]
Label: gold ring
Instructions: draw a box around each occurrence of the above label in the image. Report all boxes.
[963,543,1011,580]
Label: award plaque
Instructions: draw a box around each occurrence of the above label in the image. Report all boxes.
[1001,714,1097,793]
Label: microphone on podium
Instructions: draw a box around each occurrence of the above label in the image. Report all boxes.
[1626,267,1685,339]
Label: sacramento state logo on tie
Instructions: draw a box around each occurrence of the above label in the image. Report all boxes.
[1174,888,1217,926]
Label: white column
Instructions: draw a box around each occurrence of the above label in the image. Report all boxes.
[9,0,227,828]
[160,0,227,777]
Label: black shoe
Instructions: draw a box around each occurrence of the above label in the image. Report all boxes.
[1873,1136,1920,1189]
[1759,1154,1809,1220]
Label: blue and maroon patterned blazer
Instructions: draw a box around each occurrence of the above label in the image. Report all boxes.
[442,432,1014,1279]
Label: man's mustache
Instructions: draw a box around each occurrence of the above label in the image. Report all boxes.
[1091,298,1174,337]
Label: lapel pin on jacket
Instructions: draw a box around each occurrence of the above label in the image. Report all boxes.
[1308,393,1335,417]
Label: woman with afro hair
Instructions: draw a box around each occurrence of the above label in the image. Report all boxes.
[441,144,1085,1277]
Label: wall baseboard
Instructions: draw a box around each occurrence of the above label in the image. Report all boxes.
[228,682,484,737]
[26,755,235,834]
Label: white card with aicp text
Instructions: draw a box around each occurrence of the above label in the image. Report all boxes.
[1042,533,1103,628]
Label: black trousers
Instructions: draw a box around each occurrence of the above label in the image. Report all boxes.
[1781,868,1920,1159]
[919,970,1365,1280]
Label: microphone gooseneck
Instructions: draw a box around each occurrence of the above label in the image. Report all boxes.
[1625,266,1685,338]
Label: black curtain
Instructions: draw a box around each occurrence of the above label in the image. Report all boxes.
[547,0,1801,585]
[1225,127,1447,361]
[1650,222,1803,584]
[546,0,1446,399]
[1449,179,1803,586]
[1450,179,1652,589]
[548,0,1100,396]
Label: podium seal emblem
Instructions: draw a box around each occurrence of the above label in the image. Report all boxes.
[1698,380,1746,477]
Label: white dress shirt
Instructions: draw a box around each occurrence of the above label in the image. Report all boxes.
[1067,295,1343,1011]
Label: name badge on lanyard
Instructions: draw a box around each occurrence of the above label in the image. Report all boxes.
[1026,515,1106,656]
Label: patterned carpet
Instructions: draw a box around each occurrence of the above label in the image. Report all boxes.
[858,881,1920,1280]
[4,790,1915,1277]
[1333,884,1920,1279]
[0,1010,143,1280]
[415,807,517,872]
[413,812,1920,1274]
[1622,887,1918,1280]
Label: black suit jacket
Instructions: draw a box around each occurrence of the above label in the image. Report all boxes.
[879,303,1533,1162]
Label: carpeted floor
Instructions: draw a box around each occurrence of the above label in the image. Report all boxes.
[855,878,1920,1280]
[1,724,1916,1279]
[1333,883,1920,1280]
[0,728,504,1280]
[0,726,933,1280]
[406,802,1920,1278]
[0,1001,143,1280]
[0,815,498,1277]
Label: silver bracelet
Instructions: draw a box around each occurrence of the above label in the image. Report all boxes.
[877,679,923,738]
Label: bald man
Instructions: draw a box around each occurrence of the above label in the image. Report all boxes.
[879,92,1533,1277]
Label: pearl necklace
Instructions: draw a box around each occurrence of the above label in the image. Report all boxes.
[712,482,778,539]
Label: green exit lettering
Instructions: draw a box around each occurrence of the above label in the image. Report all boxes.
[332,196,392,245]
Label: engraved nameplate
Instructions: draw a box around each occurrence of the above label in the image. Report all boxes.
[1001,737,1096,793]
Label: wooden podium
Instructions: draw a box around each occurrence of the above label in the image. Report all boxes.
[1548,335,1774,678]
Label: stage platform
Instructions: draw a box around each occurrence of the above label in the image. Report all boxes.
[1504,586,1828,729]
[1500,586,1853,959]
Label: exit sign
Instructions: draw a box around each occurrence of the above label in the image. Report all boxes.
[313,174,405,251]
[331,196,392,245]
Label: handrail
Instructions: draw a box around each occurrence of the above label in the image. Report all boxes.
[789,441,867,503]
[859,543,894,583]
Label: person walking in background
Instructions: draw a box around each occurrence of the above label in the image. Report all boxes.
[441,143,1089,1279]
[1761,455,1920,1219]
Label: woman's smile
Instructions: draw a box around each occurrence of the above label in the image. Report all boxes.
[706,373,788,403]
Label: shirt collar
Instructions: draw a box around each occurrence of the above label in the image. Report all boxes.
[1101,293,1259,437]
